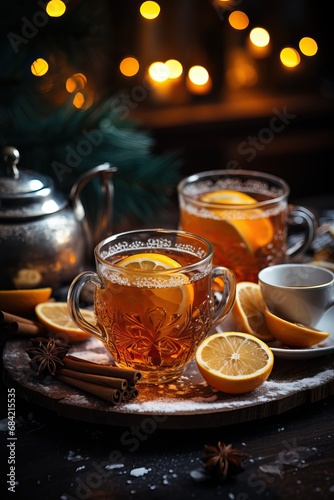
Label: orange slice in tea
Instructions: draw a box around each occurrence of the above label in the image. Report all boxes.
[116,253,182,271]
[201,189,274,252]
[117,252,194,315]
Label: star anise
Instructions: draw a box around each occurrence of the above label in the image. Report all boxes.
[26,337,69,376]
[202,441,247,481]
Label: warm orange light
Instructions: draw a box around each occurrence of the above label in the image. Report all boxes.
[188,65,209,85]
[165,59,183,79]
[250,27,270,47]
[46,0,66,17]
[31,58,49,76]
[226,49,258,89]
[140,1,160,20]
[280,47,301,68]
[186,66,212,94]
[229,11,249,30]
[148,61,169,82]
[248,27,271,58]
[120,57,140,77]
[299,37,318,56]
[73,92,85,109]
[66,73,87,93]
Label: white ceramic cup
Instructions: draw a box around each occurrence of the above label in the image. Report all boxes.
[258,263,334,327]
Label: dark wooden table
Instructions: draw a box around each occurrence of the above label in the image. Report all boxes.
[1,196,334,500]
[0,375,333,500]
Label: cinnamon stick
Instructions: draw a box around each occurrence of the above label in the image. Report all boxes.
[57,367,128,391]
[122,388,138,401]
[56,374,123,404]
[10,321,47,336]
[0,310,36,325]
[63,355,142,385]
[0,310,47,336]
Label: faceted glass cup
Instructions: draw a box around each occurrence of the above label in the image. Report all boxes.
[67,228,236,384]
[178,169,317,283]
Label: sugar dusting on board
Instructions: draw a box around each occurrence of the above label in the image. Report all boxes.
[3,337,334,420]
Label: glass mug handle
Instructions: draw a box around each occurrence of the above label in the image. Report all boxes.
[210,267,236,326]
[286,205,317,260]
[67,271,106,342]
[68,268,237,339]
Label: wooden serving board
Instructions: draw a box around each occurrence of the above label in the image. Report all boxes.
[2,337,334,429]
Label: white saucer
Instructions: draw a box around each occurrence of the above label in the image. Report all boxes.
[218,308,334,360]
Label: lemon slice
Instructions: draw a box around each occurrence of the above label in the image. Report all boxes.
[232,282,274,342]
[117,253,181,271]
[35,302,94,343]
[264,309,330,348]
[0,288,52,316]
[201,190,274,252]
[201,190,258,205]
[116,252,194,316]
[195,331,274,394]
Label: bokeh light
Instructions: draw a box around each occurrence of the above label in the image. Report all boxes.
[120,57,140,77]
[148,61,169,82]
[249,27,270,48]
[280,47,301,68]
[140,1,160,20]
[66,73,87,93]
[299,37,318,56]
[31,58,49,76]
[165,59,183,79]
[188,65,209,86]
[73,92,85,109]
[186,66,212,94]
[229,11,249,31]
[46,0,66,17]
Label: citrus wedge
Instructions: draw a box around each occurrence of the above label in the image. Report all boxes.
[201,190,259,205]
[264,309,330,348]
[116,252,194,315]
[232,282,274,342]
[201,189,273,252]
[195,331,274,394]
[117,253,181,271]
[0,287,52,316]
[35,302,95,343]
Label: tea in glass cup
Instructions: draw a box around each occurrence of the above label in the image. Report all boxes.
[178,169,316,283]
[67,229,236,384]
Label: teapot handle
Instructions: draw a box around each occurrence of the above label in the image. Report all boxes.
[69,163,117,248]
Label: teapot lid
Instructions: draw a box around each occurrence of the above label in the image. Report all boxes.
[0,146,67,220]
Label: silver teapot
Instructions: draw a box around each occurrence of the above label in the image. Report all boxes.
[0,146,117,290]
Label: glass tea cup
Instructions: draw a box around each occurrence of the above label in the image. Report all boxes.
[67,228,236,384]
[177,169,317,283]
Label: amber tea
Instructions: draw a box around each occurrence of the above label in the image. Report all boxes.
[178,170,316,283]
[68,229,236,384]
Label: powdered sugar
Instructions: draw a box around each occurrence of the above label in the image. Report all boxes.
[3,336,334,427]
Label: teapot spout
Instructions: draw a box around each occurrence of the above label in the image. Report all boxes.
[69,163,117,251]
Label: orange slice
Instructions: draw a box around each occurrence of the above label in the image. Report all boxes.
[232,282,274,342]
[264,309,330,348]
[201,189,273,252]
[0,287,52,316]
[35,302,95,343]
[116,252,194,316]
[117,253,182,271]
[201,190,258,205]
[195,331,274,394]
